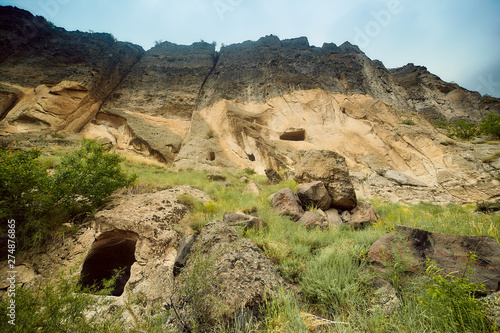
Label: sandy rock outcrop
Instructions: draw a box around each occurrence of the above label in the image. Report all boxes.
[0,186,211,311]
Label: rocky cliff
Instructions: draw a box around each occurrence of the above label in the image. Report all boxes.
[1,6,499,204]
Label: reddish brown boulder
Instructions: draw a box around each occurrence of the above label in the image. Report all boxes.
[270,188,305,221]
[342,201,381,229]
[368,225,500,292]
[298,211,329,229]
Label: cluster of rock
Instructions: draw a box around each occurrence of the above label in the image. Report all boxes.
[270,150,380,229]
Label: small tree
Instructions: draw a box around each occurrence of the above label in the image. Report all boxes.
[53,139,136,209]
[449,120,478,140]
[479,113,500,139]
[1,139,136,250]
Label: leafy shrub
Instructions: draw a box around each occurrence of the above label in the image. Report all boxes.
[0,148,52,222]
[0,140,136,250]
[421,254,491,332]
[243,167,256,176]
[53,139,136,209]
[479,113,500,138]
[433,120,451,129]
[449,120,479,140]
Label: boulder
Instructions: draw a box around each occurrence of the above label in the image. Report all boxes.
[223,212,267,230]
[297,181,332,211]
[172,221,284,330]
[294,150,357,210]
[298,211,329,229]
[368,225,500,292]
[173,235,197,276]
[265,168,283,184]
[90,186,211,303]
[368,279,400,315]
[341,201,381,229]
[325,209,343,228]
[245,180,260,195]
[270,188,305,220]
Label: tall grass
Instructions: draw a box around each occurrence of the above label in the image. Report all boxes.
[372,200,500,242]
[12,152,499,332]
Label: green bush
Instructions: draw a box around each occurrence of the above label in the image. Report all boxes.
[0,139,136,250]
[53,139,136,209]
[449,120,479,140]
[421,255,491,332]
[479,113,500,138]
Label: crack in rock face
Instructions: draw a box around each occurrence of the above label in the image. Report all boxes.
[80,230,138,296]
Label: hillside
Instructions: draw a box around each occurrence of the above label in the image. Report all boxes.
[1,5,500,333]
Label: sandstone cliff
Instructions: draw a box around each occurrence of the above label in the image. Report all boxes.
[1,6,499,204]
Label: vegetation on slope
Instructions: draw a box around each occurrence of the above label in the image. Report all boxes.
[0,140,498,332]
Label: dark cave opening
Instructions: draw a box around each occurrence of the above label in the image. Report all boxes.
[247,153,255,161]
[279,128,306,141]
[207,151,216,161]
[80,230,138,296]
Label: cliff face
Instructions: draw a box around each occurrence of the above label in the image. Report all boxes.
[0,6,144,133]
[1,6,499,203]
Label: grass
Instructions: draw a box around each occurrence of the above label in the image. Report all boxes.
[5,151,499,332]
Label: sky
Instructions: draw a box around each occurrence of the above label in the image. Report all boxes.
[2,0,500,97]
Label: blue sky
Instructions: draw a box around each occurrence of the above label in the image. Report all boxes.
[2,0,500,97]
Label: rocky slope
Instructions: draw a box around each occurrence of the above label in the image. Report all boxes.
[1,6,499,203]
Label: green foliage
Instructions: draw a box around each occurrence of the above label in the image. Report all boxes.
[0,140,135,250]
[264,287,308,332]
[0,148,52,222]
[301,250,370,315]
[0,272,122,332]
[205,129,215,139]
[440,140,456,146]
[481,152,500,163]
[173,250,228,331]
[401,118,416,126]
[420,254,491,332]
[449,119,479,140]
[53,139,136,209]
[371,200,500,242]
[433,119,451,129]
[480,113,500,138]
[177,194,204,211]
[243,167,256,176]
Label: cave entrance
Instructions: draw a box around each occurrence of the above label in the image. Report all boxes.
[80,230,138,296]
[279,128,306,141]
